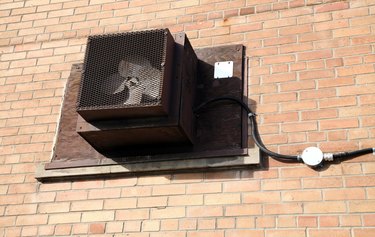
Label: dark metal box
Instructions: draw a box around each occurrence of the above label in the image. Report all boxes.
[76,32,197,155]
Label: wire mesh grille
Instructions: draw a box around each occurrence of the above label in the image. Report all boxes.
[77,29,171,111]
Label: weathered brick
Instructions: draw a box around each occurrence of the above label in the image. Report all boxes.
[320,118,359,130]
[82,211,115,222]
[38,202,70,214]
[5,204,37,215]
[151,207,185,219]
[304,201,346,213]
[138,196,167,208]
[116,209,149,220]
[309,229,350,237]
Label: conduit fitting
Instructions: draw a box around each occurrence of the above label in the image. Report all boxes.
[373,148,375,155]
[301,147,324,167]
[323,153,334,161]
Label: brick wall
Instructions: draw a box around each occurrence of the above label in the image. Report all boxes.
[1,0,375,236]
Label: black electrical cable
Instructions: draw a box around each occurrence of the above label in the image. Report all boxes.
[194,96,300,162]
[194,96,374,163]
[333,148,374,161]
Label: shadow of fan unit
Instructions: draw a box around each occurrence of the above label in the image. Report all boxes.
[76,29,197,155]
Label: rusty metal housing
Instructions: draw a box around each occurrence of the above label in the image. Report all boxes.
[75,30,197,155]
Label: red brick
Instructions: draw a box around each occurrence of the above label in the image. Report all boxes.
[346,175,375,187]
[230,23,262,34]
[282,122,318,133]
[302,109,338,121]
[56,190,88,201]
[179,219,196,230]
[298,216,317,227]
[5,204,37,215]
[106,222,123,233]
[264,203,303,215]
[333,26,371,38]
[235,217,255,229]
[82,211,114,222]
[363,214,375,226]
[262,179,301,191]
[205,171,240,182]
[88,188,121,199]
[316,38,350,50]
[320,96,357,109]
[344,56,364,66]
[309,229,350,237]
[240,7,255,15]
[89,223,105,234]
[318,77,354,88]
[186,230,224,237]
[263,72,297,84]
[278,216,296,227]
[328,130,347,141]
[315,2,349,13]
[226,230,263,237]
[341,215,362,227]
[315,19,349,32]
[299,49,332,61]
[280,42,313,53]
[281,101,317,112]
[137,196,167,208]
[24,192,56,203]
[320,216,339,227]
[299,69,334,80]
[263,92,297,103]
[212,34,244,46]
[121,186,151,197]
[116,209,149,220]
[152,184,185,196]
[151,207,185,219]
[320,118,359,130]
[260,112,295,125]
[333,7,369,19]
[283,190,322,202]
[280,167,318,178]
[280,24,312,36]
[37,225,55,236]
[264,35,297,46]
[38,202,70,214]
[160,219,178,231]
[353,229,375,237]
[48,213,80,224]
[187,206,223,218]
[168,195,203,206]
[304,201,346,214]
[69,200,103,211]
[267,230,305,237]
[54,224,71,235]
[16,214,48,226]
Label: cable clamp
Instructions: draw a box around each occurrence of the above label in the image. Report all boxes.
[323,153,334,161]
[248,112,256,118]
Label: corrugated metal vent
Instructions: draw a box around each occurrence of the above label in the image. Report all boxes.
[77,28,174,121]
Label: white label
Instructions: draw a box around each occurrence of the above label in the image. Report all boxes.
[214,61,233,79]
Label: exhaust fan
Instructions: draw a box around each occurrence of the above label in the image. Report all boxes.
[75,29,197,154]
[77,29,174,121]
